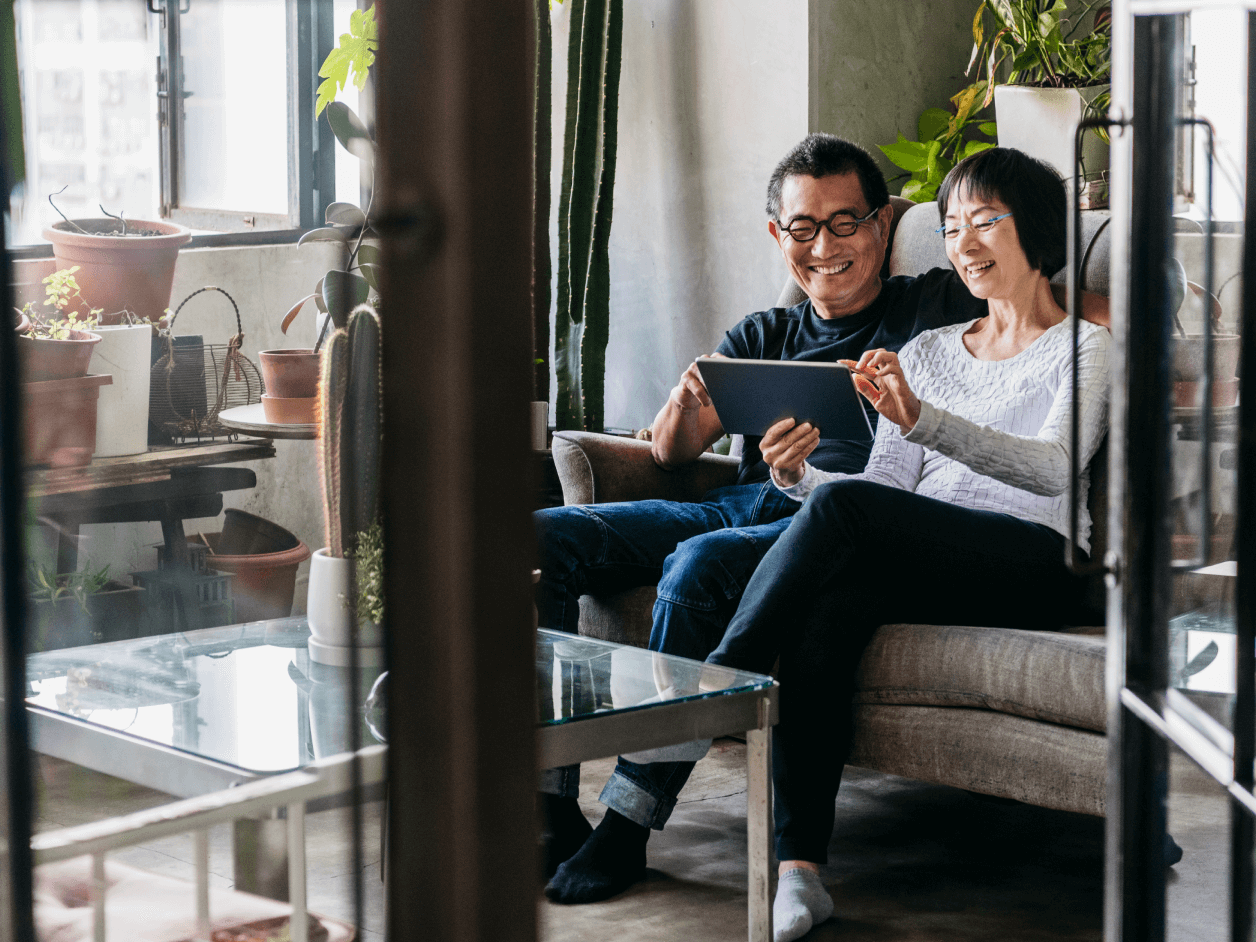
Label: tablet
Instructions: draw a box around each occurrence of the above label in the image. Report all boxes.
[696,357,875,441]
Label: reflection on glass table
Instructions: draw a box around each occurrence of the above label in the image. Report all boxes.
[26,618,385,788]
[536,628,774,726]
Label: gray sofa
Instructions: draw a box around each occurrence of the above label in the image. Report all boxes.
[550,200,1114,818]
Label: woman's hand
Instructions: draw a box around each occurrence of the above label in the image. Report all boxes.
[843,350,921,433]
[760,417,819,487]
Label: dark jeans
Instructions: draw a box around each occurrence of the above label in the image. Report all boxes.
[534,482,799,821]
[707,478,1094,864]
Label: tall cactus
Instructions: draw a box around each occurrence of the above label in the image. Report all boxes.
[553,0,623,432]
[318,304,382,558]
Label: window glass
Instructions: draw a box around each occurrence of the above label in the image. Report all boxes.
[179,0,288,216]
[333,0,366,207]
[9,0,160,246]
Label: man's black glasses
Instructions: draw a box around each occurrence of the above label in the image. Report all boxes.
[778,207,882,242]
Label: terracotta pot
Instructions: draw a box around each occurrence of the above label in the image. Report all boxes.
[261,394,317,425]
[19,330,102,381]
[24,374,113,467]
[1172,332,1240,383]
[258,348,320,398]
[1173,378,1239,408]
[43,219,191,325]
[190,530,311,624]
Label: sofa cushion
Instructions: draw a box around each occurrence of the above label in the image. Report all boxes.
[854,624,1106,734]
[847,703,1106,816]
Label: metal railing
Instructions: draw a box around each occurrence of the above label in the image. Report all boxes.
[31,746,385,942]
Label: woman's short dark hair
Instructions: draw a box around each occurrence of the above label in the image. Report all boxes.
[766,134,890,221]
[936,147,1067,278]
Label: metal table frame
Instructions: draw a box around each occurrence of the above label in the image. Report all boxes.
[538,679,778,942]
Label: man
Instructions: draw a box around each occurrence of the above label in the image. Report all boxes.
[535,133,1102,904]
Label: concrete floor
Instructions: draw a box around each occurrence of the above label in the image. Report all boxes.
[33,738,1226,942]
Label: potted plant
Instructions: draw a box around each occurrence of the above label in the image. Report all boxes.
[42,198,191,326]
[270,4,380,426]
[27,561,145,652]
[307,305,383,665]
[968,0,1111,196]
[879,82,999,204]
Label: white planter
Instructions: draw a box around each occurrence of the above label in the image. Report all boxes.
[91,324,152,457]
[306,547,383,666]
[994,85,1109,183]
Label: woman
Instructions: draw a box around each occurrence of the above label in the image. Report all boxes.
[706,147,1112,942]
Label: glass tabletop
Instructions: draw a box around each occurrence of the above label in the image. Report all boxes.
[24,621,776,777]
[25,617,385,775]
[536,627,775,727]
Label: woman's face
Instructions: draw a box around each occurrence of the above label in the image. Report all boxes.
[943,186,1036,302]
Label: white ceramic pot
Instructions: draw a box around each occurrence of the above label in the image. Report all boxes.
[306,547,383,665]
[994,85,1110,183]
[91,323,152,457]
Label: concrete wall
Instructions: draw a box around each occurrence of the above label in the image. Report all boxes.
[809,0,979,184]
[552,0,809,433]
[549,0,977,432]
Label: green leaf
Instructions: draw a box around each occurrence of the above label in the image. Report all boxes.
[917,108,951,142]
[925,139,942,182]
[326,201,367,227]
[878,134,930,172]
[315,4,378,115]
[962,140,996,158]
[298,226,349,246]
[355,243,382,266]
[978,121,998,136]
[1011,49,1040,73]
[325,101,375,166]
[357,262,382,291]
[323,269,371,328]
[900,179,937,203]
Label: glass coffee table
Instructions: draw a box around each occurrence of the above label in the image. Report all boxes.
[536,628,778,941]
[27,620,779,939]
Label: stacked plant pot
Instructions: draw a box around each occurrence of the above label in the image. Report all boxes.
[1172,284,1239,408]
[258,349,320,424]
[16,322,110,468]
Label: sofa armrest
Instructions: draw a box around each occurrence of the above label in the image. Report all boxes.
[552,431,741,505]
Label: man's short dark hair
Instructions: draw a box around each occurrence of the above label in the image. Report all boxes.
[936,147,1067,279]
[766,134,890,221]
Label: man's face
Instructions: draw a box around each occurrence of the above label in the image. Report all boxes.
[770,172,892,320]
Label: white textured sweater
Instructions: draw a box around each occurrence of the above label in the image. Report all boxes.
[777,317,1112,553]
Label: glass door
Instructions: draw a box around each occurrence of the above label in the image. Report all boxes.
[1106,3,1253,940]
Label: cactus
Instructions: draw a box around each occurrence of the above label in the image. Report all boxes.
[317,304,382,558]
[553,0,623,432]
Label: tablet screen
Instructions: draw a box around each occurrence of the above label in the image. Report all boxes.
[696,357,875,441]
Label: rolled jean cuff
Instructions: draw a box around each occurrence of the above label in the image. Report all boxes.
[539,764,580,798]
[599,767,680,831]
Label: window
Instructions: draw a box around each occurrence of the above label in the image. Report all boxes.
[8,0,338,245]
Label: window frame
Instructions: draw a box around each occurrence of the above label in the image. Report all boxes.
[9,0,337,256]
[152,0,336,236]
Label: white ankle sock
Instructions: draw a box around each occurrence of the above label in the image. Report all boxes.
[773,868,833,942]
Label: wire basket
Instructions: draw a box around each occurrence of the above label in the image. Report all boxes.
[149,286,264,443]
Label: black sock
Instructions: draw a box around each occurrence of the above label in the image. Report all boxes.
[544,808,649,904]
[540,794,593,879]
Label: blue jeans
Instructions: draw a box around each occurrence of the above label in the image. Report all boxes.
[707,479,1095,863]
[535,482,799,825]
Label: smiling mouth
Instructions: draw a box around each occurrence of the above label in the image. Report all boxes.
[810,260,853,276]
[966,260,995,276]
